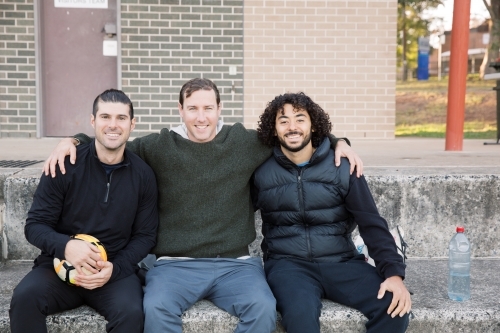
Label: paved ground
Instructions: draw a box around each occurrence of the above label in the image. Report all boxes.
[1,258,499,333]
[0,137,499,170]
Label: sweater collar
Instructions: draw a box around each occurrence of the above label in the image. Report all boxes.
[170,120,225,140]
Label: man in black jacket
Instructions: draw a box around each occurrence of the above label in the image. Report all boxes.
[252,92,411,333]
[9,89,159,333]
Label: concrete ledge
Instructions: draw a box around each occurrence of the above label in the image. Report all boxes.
[365,173,500,257]
[1,259,499,332]
[3,169,41,260]
[0,169,17,202]
[2,168,500,332]
[3,170,500,260]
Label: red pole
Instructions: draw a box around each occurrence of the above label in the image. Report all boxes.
[445,0,471,151]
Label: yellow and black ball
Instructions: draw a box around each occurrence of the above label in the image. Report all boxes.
[53,234,107,286]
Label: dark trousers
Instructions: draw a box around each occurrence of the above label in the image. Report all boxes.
[265,256,409,333]
[9,259,144,333]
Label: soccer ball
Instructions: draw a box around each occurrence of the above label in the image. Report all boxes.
[53,234,107,286]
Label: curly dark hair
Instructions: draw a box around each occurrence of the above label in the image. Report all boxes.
[257,92,332,148]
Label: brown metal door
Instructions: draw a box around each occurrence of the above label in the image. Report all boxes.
[40,0,117,136]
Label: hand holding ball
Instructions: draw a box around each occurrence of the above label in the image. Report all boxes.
[53,234,107,286]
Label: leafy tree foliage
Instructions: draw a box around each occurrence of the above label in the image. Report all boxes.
[480,0,500,76]
[398,0,443,72]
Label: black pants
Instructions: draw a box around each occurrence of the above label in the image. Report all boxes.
[265,256,409,333]
[9,259,144,333]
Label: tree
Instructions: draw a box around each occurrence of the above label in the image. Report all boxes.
[398,0,443,80]
[480,0,500,77]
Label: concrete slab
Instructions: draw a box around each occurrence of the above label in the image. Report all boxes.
[4,169,500,260]
[365,174,500,257]
[0,259,498,333]
[1,137,500,170]
[349,138,500,169]
[3,169,41,260]
[0,138,60,167]
[405,258,500,333]
[0,170,17,201]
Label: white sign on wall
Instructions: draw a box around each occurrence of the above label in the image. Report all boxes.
[54,0,108,9]
[418,37,430,54]
[103,40,117,57]
[483,33,490,45]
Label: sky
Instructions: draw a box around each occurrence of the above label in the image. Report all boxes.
[424,0,490,48]
[428,0,490,31]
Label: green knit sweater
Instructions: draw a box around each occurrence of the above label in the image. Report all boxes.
[79,124,271,258]
[76,124,341,258]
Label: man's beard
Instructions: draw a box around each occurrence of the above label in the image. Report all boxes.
[278,131,312,153]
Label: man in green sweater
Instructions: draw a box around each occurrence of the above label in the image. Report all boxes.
[44,78,363,333]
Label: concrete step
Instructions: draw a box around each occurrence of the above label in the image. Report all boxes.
[2,169,500,260]
[1,167,500,332]
[0,259,499,332]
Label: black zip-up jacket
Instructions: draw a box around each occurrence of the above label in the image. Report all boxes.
[25,140,159,282]
[253,138,405,279]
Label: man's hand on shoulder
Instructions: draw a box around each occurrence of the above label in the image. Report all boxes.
[43,137,79,178]
[74,261,113,290]
[334,140,364,177]
[378,275,412,318]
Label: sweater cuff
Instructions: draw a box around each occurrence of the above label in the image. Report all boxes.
[327,134,351,148]
[382,264,406,280]
[74,133,92,145]
[337,137,351,146]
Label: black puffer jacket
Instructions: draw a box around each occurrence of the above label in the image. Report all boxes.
[253,138,358,262]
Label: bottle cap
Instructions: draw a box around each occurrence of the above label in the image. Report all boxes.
[456,226,465,233]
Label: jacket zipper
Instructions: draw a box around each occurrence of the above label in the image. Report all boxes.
[104,172,114,203]
[297,169,304,216]
[297,168,312,260]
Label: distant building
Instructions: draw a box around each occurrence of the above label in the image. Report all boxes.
[429,20,489,76]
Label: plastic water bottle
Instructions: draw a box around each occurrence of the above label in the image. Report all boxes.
[447,226,471,301]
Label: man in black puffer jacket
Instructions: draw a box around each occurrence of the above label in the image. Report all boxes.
[252,92,411,333]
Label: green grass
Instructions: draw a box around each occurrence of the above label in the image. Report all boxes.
[396,74,497,138]
[395,122,497,139]
[396,74,492,92]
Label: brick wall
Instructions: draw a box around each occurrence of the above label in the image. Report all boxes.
[243,0,396,139]
[0,0,36,138]
[120,0,244,137]
[0,0,396,139]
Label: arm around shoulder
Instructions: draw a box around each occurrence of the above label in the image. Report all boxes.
[44,135,87,177]
[328,134,363,177]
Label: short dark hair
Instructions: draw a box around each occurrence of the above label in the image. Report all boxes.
[257,92,332,148]
[179,78,220,106]
[92,89,134,119]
